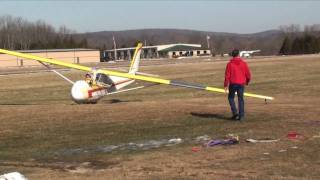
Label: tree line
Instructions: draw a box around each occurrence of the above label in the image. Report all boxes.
[0,15,88,50]
[2,15,320,56]
[279,24,320,55]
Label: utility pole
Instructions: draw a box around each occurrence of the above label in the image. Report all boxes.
[113,35,117,60]
[206,35,210,49]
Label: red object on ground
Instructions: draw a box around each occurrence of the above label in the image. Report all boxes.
[287,131,299,139]
[191,146,201,152]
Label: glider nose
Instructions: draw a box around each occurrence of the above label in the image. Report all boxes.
[71,80,90,103]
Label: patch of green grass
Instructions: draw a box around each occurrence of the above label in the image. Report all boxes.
[0,107,281,163]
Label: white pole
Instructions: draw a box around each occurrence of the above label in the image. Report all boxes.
[206,35,210,49]
[113,35,117,60]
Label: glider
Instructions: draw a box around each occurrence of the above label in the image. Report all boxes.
[0,43,274,104]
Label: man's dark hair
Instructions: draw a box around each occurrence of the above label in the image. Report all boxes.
[231,49,240,57]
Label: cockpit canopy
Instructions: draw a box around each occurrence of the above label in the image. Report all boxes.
[95,73,114,87]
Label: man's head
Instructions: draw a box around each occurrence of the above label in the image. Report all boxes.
[231,49,240,57]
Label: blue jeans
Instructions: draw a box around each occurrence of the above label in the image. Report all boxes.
[228,84,245,118]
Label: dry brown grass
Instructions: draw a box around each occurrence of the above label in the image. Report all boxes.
[0,55,320,179]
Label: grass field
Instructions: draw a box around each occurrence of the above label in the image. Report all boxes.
[0,55,319,179]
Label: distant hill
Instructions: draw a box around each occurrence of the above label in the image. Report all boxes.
[74,29,285,55]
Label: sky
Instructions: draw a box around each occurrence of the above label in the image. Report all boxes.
[0,0,319,34]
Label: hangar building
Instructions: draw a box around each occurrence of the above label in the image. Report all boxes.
[103,43,211,61]
[0,48,100,68]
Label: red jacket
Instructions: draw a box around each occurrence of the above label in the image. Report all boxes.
[224,56,251,87]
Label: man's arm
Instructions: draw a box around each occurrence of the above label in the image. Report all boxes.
[224,63,231,92]
[244,62,251,85]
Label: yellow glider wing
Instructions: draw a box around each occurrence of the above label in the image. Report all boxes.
[0,49,92,72]
[0,48,274,100]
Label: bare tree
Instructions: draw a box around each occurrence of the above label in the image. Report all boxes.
[0,15,86,50]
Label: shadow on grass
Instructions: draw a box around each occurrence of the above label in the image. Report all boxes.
[101,99,142,104]
[0,103,31,105]
[190,112,231,121]
[0,103,53,106]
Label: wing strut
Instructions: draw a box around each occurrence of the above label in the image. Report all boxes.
[38,61,74,84]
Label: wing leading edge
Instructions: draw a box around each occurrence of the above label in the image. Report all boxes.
[0,49,92,72]
[0,48,274,100]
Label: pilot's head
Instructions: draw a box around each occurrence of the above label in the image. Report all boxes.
[85,73,91,78]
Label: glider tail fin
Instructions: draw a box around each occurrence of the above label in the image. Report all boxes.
[129,42,143,74]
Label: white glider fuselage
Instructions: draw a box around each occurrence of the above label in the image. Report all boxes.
[71,80,107,104]
[70,76,135,104]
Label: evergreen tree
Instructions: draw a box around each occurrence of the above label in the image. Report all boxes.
[291,37,303,55]
[279,36,291,55]
[303,34,313,54]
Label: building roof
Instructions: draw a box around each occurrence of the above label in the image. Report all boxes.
[16,48,99,53]
[158,45,208,52]
[104,43,202,52]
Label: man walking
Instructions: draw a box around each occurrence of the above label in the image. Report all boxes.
[224,49,251,121]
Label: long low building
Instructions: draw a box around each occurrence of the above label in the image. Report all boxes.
[103,43,211,61]
[0,48,100,68]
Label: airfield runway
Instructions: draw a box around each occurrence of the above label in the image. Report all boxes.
[0,55,319,179]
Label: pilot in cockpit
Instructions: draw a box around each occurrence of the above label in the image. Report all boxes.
[85,73,94,86]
